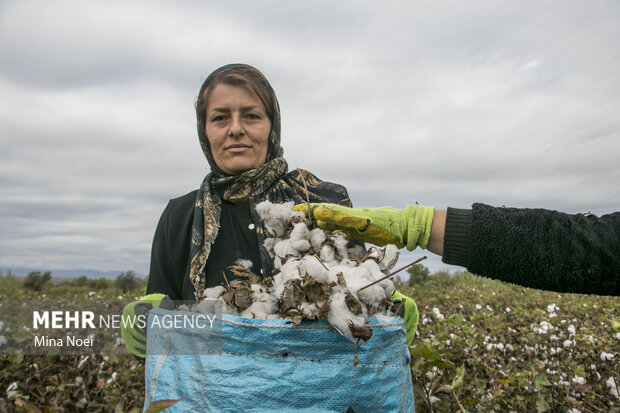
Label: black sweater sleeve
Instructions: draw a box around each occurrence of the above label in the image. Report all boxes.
[146,192,197,300]
[443,203,620,296]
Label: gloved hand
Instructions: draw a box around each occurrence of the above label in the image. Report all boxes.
[391,290,419,347]
[294,203,435,251]
[121,293,175,358]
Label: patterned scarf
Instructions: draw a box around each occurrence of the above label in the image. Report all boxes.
[189,64,352,299]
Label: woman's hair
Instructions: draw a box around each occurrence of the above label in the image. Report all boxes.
[196,64,276,132]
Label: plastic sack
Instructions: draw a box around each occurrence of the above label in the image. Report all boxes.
[144,308,414,412]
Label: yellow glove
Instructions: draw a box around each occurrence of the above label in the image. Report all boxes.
[294,203,435,251]
[392,290,419,347]
[121,293,174,358]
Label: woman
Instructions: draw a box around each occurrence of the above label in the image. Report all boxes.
[123,64,361,357]
[145,63,355,301]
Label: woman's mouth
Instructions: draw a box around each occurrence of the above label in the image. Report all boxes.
[225,143,251,153]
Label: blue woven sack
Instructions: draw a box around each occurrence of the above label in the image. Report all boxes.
[144,308,414,412]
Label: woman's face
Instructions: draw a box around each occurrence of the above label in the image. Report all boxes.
[205,83,272,175]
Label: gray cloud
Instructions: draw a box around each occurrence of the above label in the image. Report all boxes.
[1,0,619,275]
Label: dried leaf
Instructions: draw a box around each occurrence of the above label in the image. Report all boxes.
[336,272,347,287]
[228,265,261,284]
[303,277,326,303]
[345,292,363,315]
[348,321,373,342]
[144,398,185,413]
[232,285,252,311]
[318,299,330,320]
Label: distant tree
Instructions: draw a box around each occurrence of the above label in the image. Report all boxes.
[73,276,89,287]
[91,277,113,290]
[23,271,52,291]
[407,263,430,286]
[115,271,138,292]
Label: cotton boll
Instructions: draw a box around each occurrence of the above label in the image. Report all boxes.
[379,278,395,298]
[279,259,303,281]
[359,260,394,293]
[320,244,336,264]
[378,245,399,271]
[290,239,311,254]
[271,260,302,298]
[241,301,276,319]
[235,259,253,269]
[263,238,275,256]
[309,228,327,252]
[274,239,301,259]
[299,255,331,283]
[289,222,311,253]
[328,292,366,342]
[271,276,285,301]
[341,265,373,291]
[299,302,319,319]
[201,286,226,301]
[357,284,387,307]
[250,284,277,310]
[332,233,350,259]
[359,259,382,278]
[273,255,282,270]
[255,201,303,237]
[348,244,366,261]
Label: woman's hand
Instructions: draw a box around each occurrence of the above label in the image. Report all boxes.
[121,294,175,358]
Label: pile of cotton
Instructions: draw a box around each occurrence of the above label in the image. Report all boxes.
[191,201,402,343]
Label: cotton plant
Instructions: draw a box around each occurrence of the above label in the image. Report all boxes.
[189,201,404,343]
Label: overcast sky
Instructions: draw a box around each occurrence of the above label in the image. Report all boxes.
[1,0,619,277]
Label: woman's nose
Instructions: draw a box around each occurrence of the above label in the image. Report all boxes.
[228,114,244,137]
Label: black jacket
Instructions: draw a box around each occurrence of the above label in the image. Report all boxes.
[443,204,620,296]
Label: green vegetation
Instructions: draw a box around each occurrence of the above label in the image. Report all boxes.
[22,271,52,292]
[0,270,618,411]
[399,272,619,412]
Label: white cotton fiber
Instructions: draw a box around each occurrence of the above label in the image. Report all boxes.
[378,245,400,271]
[263,238,275,256]
[235,259,253,269]
[327,292,366,342]
[299,255,332,283]
[309,228,327,252]
[255,201,304,237]
[299,302,319,319]
[319,244,336,264]
[273,239,299,259]
[332,233,350,259]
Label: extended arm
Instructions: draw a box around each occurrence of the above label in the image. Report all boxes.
[295,203,620,296]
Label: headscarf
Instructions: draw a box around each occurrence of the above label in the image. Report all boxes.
[189,64,352,299]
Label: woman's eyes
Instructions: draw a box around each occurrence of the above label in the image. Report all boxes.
[210,113,263,122]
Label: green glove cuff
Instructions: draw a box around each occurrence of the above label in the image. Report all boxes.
[121,293,167,358]
[391,290,419,347]
[403,204,435,251]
